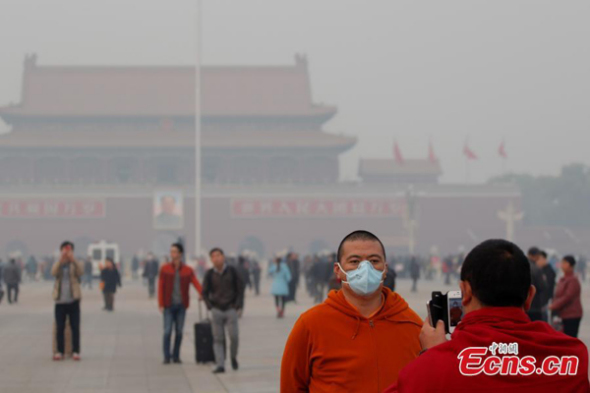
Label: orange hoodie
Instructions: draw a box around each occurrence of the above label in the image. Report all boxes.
[281,287,422,393]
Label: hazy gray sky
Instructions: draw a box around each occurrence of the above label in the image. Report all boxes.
[1,0,588,183]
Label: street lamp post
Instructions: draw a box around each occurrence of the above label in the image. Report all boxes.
[194,0,203,257]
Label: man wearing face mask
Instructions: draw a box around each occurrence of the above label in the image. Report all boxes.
[281,230,422,393]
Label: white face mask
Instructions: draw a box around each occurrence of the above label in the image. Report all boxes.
[338,260,385,296]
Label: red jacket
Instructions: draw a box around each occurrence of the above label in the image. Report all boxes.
[386,307,589,393]
[158,262,202,309]
[552,273,583,319]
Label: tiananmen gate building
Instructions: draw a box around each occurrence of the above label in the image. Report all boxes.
[0,54,526,259]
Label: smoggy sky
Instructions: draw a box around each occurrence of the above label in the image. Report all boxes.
[1,0,588,183]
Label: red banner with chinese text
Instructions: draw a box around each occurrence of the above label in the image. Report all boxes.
[0,198,105,218]
[231,198,406,218]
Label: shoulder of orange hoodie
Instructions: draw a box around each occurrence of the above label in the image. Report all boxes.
[382,290,423,326]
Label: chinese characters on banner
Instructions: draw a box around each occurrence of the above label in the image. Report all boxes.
[231,198,406,218]
[0,199,105,218]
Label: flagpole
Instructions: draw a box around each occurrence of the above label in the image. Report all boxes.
[194,0,203,257]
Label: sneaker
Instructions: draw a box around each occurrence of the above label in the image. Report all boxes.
[163,359,171,365]
[53,353,63,361]
[212,366,225,374]
[72,353,81,361]
[173,358,182,364]
[231,358,239,371]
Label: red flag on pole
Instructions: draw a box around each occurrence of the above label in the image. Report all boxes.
[463,141,478,160]
[393,140,404,165]
[498,140,507,159]
[428,140,438,164]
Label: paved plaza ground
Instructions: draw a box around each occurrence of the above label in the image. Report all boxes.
[1,274,589,393]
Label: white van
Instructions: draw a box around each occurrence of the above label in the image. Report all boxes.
[87,240,120,277]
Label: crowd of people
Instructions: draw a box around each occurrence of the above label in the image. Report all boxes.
[0,233,588,391]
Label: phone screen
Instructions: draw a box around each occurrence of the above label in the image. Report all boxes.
[447,292,463,331]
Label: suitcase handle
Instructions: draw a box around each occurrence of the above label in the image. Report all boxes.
[198,299,210,322]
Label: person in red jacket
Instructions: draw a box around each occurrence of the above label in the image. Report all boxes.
[550,255,583,338]
[386,239,590,393]
[158,242,202,364]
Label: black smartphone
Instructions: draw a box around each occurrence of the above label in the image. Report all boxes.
[428,291,447,333]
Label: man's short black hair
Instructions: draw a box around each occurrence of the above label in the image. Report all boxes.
[460,239,530,307]
[337,230,386,262]
[563,255,576,267]
[527,247,541,257]
[540,250,548,259]
[209,247,224,257]
[60,241,74,251]
[171,242,184,255]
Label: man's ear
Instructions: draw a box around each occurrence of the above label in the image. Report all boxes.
[333,263,342,280]
[460,280,472,307]
[523,285,536,312]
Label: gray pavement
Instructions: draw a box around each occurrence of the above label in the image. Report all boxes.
[1,275,589,392]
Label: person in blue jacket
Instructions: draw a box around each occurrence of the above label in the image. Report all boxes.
[269,255,292,318]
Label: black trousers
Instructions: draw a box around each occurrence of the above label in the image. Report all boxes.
[103,292,115,310]
[55,301,81,354]
[563,317,581,338]
[275,296,286,310]
[148,278,156,297]
[7,284,18,303]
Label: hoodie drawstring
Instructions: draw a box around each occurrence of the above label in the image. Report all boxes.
[351,317,361,340]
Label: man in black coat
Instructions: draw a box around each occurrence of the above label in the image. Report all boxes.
[4,259,21,304]
[409,257,420,292]
[100,258,121,311]
[202,248,244,374]
[143,253,159,298]
[536,250,556,321]
[383,268,397,292]
[0,259,4,304]
[527,247,548,322]
[286,252,301,303]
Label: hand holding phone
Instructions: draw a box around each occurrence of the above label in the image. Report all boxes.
[420,315,448,350]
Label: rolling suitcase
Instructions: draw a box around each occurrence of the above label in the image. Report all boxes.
[195,302,215,364]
